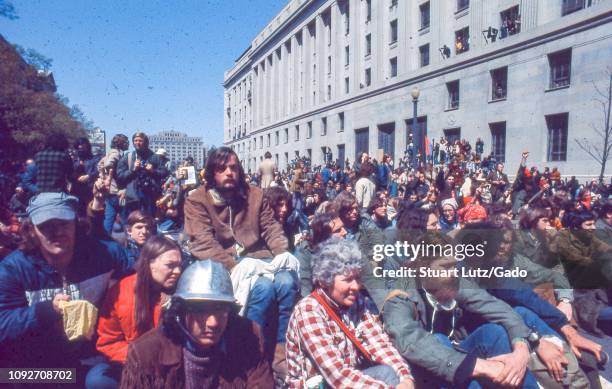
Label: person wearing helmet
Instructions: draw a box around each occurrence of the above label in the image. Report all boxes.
[120,260,273,388]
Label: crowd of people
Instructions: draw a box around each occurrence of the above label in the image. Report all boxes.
[0,130,611,389]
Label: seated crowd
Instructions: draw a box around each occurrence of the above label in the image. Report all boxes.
[0,132,611,389]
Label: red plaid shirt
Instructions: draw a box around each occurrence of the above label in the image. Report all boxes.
[285,291,412,388]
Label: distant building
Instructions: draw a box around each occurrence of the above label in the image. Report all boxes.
[87,127,106,156]
[149,130,205,168]
[223,0,612,179]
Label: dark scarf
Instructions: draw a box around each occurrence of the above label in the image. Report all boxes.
[182,343,221,389]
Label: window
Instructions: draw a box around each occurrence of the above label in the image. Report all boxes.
[327,85,332,100]
[390,20,398,44]
[284,128,289,143]
[253,138,256,149]
[420,2,430,29]
[562,0,588,16]
[324,11,332,46]
[366,0,372,22]
[390,0,398,7]
[444,128,461,144]
[339,112,345,132]
[547,113,568,161]
[548,49,572,89]
[491,67,507,100]
[260,136,263,149]
[345,77,350,94]
[307,122,312,138]
[378,123,395,159]
[365,34,372,56]
[327,56,332,74]
[490,122,506,162]
[337,144,345,168]
[419,44,430,67]
[344,3,350,35]
[267,134,271,147]
[275,131,279,145]
[457,0,469,12]
[355,128,369,160]
[500,5,521,38]
[390,57,398,77]
[307,148,312,161]
[447,80,460,109]
[365,68,371,86]
[295,126,300,141]
[455,27,469,54]
[345,46,350,66]
[322,117,327,135]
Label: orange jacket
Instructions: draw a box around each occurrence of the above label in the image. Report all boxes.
[96,274,162,364]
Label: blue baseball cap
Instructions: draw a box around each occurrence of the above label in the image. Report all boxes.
[27,192,79,225]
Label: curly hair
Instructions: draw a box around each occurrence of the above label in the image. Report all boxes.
[110,134,129,150]
[312,238,362,288]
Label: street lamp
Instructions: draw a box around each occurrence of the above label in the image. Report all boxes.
[411,87,421,168]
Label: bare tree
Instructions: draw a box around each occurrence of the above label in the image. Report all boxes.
[576,71,612,183]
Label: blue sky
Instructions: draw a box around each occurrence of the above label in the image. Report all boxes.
[0,0,287,147]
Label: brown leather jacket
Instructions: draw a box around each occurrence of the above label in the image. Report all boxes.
[184,185,288,269]
[120,316,273,389]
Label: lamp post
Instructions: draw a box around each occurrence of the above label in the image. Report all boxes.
[411,87,421,168]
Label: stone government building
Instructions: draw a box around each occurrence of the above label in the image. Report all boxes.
[223,0,612,179]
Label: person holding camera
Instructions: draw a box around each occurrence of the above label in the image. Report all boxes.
[116,132,169,219]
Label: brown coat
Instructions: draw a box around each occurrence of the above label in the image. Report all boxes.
[184,185,288,269]
[120,316,273,389]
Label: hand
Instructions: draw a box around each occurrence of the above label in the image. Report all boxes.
[134,159,142,170]
[556,301,573,322]
[473,358,505,380]
[77,174,89,183]
[145,163,153,171]
[560,324,603,362]
[395,379,415,389]
[52,293,71,314]
[490,342,530,387]
[93,178,107,199]
[536,338,568,382]
[15,187,23,193]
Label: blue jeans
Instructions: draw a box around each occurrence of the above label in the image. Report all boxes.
[246,270,299,344]
[85,362,121,389]
[362,364,400,386]
[598,306,612,335]
[434,323,538,389]
[513,306,559,338]
[103,195,124,236]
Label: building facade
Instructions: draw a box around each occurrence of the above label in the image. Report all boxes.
[223,0,612,179]
[149,130,205,168]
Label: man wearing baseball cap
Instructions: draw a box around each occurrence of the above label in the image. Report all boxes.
[0,192,132,383]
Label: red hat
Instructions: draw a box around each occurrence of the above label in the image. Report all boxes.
[463,204,488,222]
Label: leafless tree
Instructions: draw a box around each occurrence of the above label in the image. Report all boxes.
[576,71,612,183]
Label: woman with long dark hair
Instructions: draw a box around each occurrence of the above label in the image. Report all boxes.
[88,235,182,388]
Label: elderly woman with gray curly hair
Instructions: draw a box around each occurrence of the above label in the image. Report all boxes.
[285,238,414,389]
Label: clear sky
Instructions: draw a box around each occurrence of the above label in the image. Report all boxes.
[0,0,288,147]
